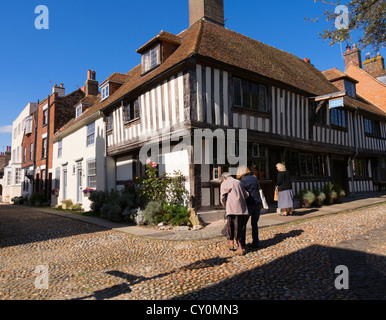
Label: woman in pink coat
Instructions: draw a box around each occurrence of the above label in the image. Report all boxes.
[220,172,249,255]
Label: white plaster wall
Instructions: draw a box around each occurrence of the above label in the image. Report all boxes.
[3,103,37,202]
[52,117,108,211]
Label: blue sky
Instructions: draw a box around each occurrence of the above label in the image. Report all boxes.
[0,0,384,152]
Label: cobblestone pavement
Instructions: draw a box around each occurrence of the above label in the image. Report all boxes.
[0,203,385,300]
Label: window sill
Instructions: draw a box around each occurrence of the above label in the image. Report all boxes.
[233,106,270,118]
[124,118,140,127]
[313,123,329,129]
[141,64,161,77]
[365,133,383,140]
[330,124,348,132]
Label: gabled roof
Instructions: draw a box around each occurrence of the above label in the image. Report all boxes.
[344,94,386,118]
[54,94,101,139]
[136,30,182,54]
[322,68,358,83]
[99,72,128,87]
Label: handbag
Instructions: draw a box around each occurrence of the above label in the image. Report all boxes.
[259,189,269,210]
[254,175,268,210]
[274,186,279,202]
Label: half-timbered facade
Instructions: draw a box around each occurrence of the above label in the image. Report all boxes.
[99,0,386,210]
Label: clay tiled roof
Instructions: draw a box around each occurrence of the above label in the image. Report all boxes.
[99,72,128,87]
[100,20,341,114]
[136,30,182,54]
[344,94,386,118]
[195,21,338,96]
[323,68,358,83]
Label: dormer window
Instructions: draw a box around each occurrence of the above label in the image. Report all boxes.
[101,84,110,101]
[345,80,356,97]
[75,104,82,119]
[142,44,160,74]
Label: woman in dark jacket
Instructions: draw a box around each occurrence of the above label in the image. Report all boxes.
[276,163,294,216]
[237,166,262,249]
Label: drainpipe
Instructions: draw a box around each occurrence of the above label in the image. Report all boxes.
[101,111,108,192]
[32,101,39,196]
[350,109,359,197]
[45,95,50,200]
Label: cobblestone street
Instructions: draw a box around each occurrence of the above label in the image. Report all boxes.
[0,203,385,300]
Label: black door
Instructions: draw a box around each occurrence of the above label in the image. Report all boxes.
[331,160,348,193]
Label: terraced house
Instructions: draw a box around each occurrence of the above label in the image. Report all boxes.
[94,0,386,211]
[50,70,118,211]
[21,84,85,201]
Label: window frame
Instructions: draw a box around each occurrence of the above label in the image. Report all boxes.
[87,160,97,189]
[15,168,21,185]
[353,159,368,178]
[43,109,48,126]
[345,80,356,97]
[75,105,82,119]
[101,84,110,101]
[233,77,269,113]
[141,44,161,74]
[58,140,63,158]
[87,122,95,147]
[124,99,140,123]
[364,118,381,137]
[299,153,314,177]
[107,115,113,131]
[42,138,47,159]
[330,108,347,128]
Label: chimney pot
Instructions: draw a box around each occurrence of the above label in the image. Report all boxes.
[60,83,64,88]
[85,69,99,96]
[343,44,362,69]
[304,58,311,63]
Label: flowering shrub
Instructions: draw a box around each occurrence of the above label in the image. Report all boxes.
[136,160,188,207]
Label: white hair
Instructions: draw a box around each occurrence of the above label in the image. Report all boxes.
[222,172,231,180]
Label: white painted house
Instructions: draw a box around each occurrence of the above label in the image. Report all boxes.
[51,72,115,211]
[3,102,37,203]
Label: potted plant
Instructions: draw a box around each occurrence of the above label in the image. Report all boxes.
[313,190,326,207]
[300,189,315,208]
[334,185,346,203]
[323,184,336,205]
[54,188,59,197]
[83,187,94,198]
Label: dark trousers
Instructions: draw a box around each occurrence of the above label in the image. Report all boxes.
[222,215,249,241]
[240,204,261,247]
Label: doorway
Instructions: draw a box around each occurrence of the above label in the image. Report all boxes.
[63,169,67,200]
[331,160,348,193]
[77,168,83,204]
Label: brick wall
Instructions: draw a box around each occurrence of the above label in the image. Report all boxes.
[189,0,224,27]
[344,47,362,69]
[346,64,386,112]
[363,56,385,77]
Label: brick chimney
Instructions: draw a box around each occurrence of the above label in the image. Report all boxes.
[85,69,99,96]
[363,53,385,78]
[343,44,362,69]
[189,0,225,27]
